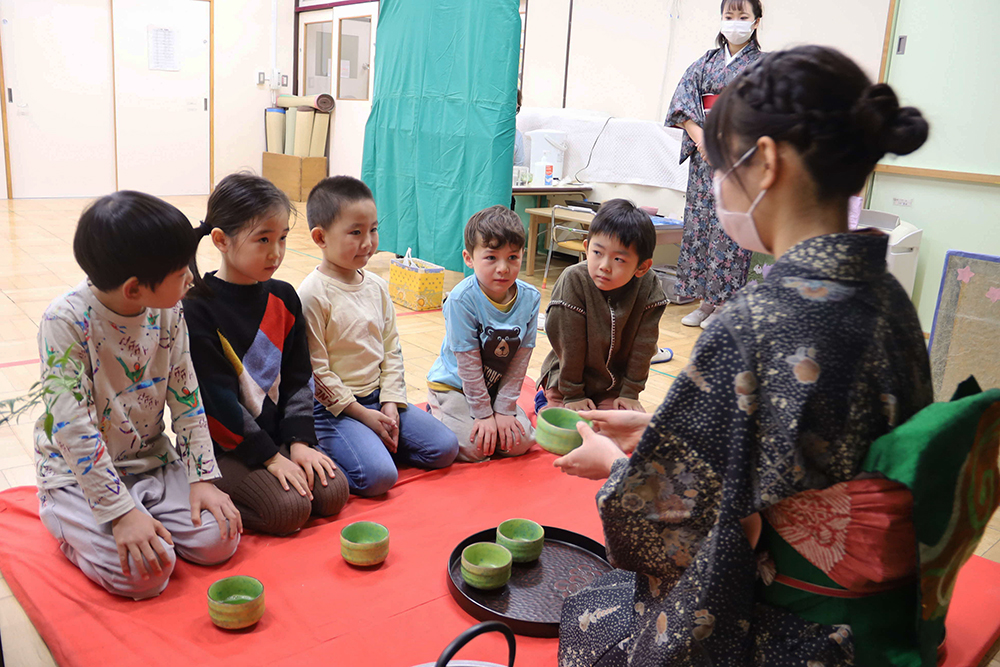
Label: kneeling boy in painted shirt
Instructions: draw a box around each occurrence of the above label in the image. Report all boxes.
[34,192,240,600]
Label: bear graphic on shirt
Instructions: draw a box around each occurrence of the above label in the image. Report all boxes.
[480,326,522,399]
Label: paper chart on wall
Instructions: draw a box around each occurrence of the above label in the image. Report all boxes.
[147,26,180,71]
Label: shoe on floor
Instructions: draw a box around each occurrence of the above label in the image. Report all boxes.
[700,311,720,329]
[681,303,715,327]
[651,347,673,364]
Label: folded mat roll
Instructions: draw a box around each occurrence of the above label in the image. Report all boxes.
[265,108,285,154]
[309,111,331,158]
[293,107,315,157]
[276,93,335,113]
[283,106,297,156]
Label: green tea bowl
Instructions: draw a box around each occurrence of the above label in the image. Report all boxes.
[496,518,545,563]
[207,576,265,629]
[461,542,512,590]
[536,407,592,455]
[341,521,390,566]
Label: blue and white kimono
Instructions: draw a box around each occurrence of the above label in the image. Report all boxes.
[666,44,764,306]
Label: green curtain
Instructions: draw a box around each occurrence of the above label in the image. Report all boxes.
[361,0,521,273]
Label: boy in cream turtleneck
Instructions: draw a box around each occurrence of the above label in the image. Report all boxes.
[298,177,458,497]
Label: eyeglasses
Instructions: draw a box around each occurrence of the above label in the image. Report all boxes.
[715,144,757,180]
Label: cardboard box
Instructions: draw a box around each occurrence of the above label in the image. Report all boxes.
[261,152,328,202]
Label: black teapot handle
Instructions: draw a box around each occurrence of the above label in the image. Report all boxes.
[434,621,516,667]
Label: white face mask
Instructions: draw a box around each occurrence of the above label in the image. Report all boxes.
[720,19,755,46]
[714,146,770,254]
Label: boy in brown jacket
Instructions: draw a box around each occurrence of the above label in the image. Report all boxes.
[538,199,668,412]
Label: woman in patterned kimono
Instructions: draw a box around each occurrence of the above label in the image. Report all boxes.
[667,0,764,329]
[554,46,936,666]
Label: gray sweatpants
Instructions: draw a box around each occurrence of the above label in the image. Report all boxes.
[38,461,239,600]
[427,389,535,463]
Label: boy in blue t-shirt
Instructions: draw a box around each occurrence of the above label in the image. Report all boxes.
[427,206,541,462]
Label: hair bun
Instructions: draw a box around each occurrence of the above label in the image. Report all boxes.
[853,83,929,157]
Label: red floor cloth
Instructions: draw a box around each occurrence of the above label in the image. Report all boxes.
[0,450,604,667]
[3,396,999,667]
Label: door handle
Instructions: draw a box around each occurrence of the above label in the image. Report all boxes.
[9,87,25,107]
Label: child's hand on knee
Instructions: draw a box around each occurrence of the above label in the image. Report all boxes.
[379,403,401,451]
[189,481,242,539]
[612,397,645,412]
[265,452,313,500]
[494,413,525,452]
[356,408,398,453]
[565,398,597,412]
[111,507,173,579]
[471,416,499,457]
[290,442,338,490]
[345,401,398,453]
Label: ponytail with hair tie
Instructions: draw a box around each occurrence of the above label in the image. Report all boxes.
[196,220,213,238]
[187,220,215,299]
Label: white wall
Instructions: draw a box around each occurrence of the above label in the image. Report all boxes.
[563,0,673,120]
[519,0,891,229]
[212,0,295,183]
[524,0,891,124]
[521,0,571,109]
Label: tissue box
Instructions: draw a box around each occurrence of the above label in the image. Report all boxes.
[389,256,445,311]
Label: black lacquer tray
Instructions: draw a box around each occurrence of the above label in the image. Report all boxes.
[446,526,612,638]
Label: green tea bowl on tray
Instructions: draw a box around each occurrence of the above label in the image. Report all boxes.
[341,521,390,566]
[536,407,592,455]
[496,518,545,563]
[461,542,513,590]
[207,576,265,629]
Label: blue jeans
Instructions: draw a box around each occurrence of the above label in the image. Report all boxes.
[313,391,459,497]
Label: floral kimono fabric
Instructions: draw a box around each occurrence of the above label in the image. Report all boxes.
[665,44,763,306]
[558,233,940,667]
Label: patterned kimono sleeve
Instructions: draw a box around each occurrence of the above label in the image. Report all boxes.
[40,314,136,524]
[596,322,757,585]
[167,309,220,483]
[665,52,709,164]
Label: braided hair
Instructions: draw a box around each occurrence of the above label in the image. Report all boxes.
[704,45,929,200]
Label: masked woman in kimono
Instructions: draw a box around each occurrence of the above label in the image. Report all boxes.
[554,46,940,666]
[667,0,765,329]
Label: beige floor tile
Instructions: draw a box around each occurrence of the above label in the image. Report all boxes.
[0,570,12,600]
[0,434,32,471]
[976,526,1000,557]
[982,540,1000,564]
[0,595,57,667]
[2,464,36,489]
